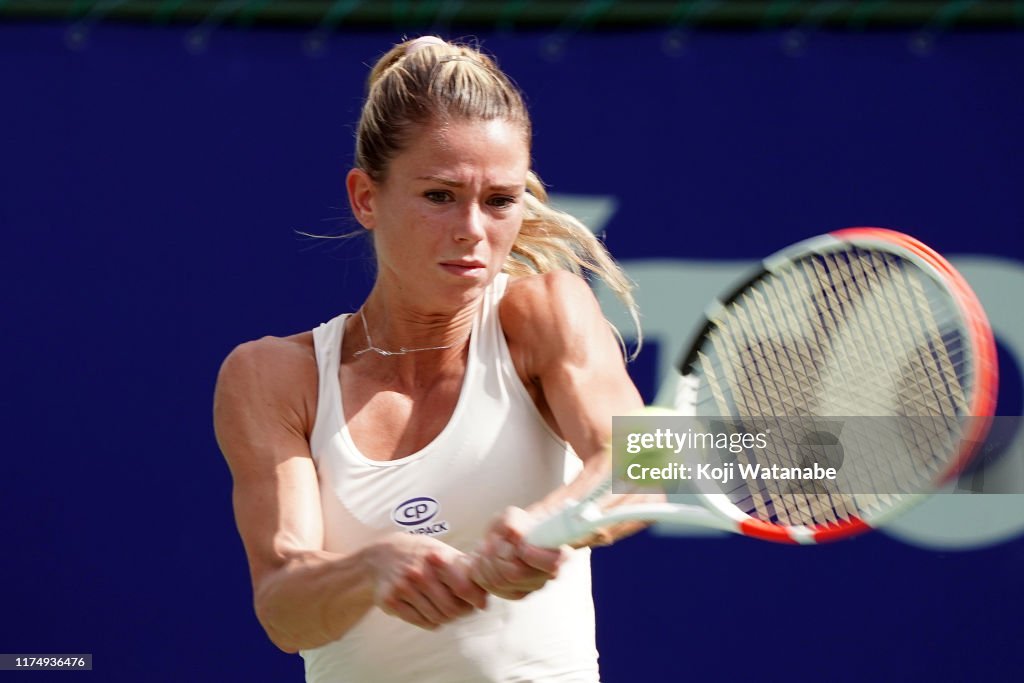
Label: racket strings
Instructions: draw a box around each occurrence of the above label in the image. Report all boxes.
[700,266,862,526]
[695,248,972,528]
[872,254,967,485]
[871,252,967,416]
[806,253,928,512]
[722,253,905,525]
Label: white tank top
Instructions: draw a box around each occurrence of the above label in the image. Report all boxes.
[301,274,600,683]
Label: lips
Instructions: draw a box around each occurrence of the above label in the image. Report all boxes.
[440,260,486,277]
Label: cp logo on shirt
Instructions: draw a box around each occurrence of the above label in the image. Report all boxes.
[392,497,440,527]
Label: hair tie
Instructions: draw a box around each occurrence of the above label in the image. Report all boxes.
[406,35,447,55]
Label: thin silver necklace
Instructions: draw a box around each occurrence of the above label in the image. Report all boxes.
[353,308,460,357]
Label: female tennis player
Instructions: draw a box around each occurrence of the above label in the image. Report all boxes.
[213,36,650,682]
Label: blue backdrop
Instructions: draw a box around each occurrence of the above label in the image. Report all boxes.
[2,23,1022,682]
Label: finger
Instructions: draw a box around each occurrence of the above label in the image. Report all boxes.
[515,543,565,575]
[493,507,529,543]
[473,553,547,598]
[494,538,517,562]
[491,543,552,589]
[429,554,488,610]
[485,548,526,587]
[469,554,518,599]
[409,562,475,621]
[388,569,455,627]
[380,593,438,630]
[469,553,502,591]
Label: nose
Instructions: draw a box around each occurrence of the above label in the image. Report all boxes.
[454,203,486,243]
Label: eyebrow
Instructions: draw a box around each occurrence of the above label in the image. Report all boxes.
[415,175,524,192]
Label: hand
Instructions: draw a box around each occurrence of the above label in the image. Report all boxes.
[470,507,567,600]
[365,533,488,630]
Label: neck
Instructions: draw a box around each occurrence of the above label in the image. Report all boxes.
[349,287,479,361]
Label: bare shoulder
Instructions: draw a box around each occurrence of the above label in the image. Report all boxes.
[500,271,615,374]
[501,270,600,331]
[217,332,317,388]
[214,332,319,467]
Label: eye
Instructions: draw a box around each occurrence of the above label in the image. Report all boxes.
[424,190,453,204]
[488,195,517,210]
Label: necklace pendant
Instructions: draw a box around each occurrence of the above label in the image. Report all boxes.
[355,309,462,357]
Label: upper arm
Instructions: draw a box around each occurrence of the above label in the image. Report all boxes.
[213,336,324,592]
[501,271,644,462]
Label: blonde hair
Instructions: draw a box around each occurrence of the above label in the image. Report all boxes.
[357,37,641,354]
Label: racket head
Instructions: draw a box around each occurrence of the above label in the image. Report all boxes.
[667,227,998,544]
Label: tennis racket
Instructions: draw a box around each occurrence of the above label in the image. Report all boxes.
[525,227,998,546]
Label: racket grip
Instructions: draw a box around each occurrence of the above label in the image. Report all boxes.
[524,502,596,548]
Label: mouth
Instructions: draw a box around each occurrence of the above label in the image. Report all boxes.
[439,260,487,277]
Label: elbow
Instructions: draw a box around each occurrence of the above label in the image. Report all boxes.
[270,637,302,655]
[265,627,302,655]
[254,575,319,654]
[253,577,344,654]
[254,594,303,654]
[250,553,372,652]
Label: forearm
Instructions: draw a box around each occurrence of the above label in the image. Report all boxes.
[527,451,664,547]
[253,547,375,653]
[528,450,610,517]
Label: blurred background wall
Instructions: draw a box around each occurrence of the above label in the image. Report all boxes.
[2,2,1022,681]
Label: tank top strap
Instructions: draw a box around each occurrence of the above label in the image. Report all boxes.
[473,272,508,370]
[310,313,349,463]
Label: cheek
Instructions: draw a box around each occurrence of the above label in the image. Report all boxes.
[375,204,436,253]
[487,222,521,266]
[498,213,523,248]
[503,224,521,250]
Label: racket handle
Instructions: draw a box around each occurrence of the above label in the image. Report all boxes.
[524,501,600,548]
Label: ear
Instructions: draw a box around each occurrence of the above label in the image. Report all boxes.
[346,168,378,230]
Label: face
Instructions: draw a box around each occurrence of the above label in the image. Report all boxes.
[348,118,529,311]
